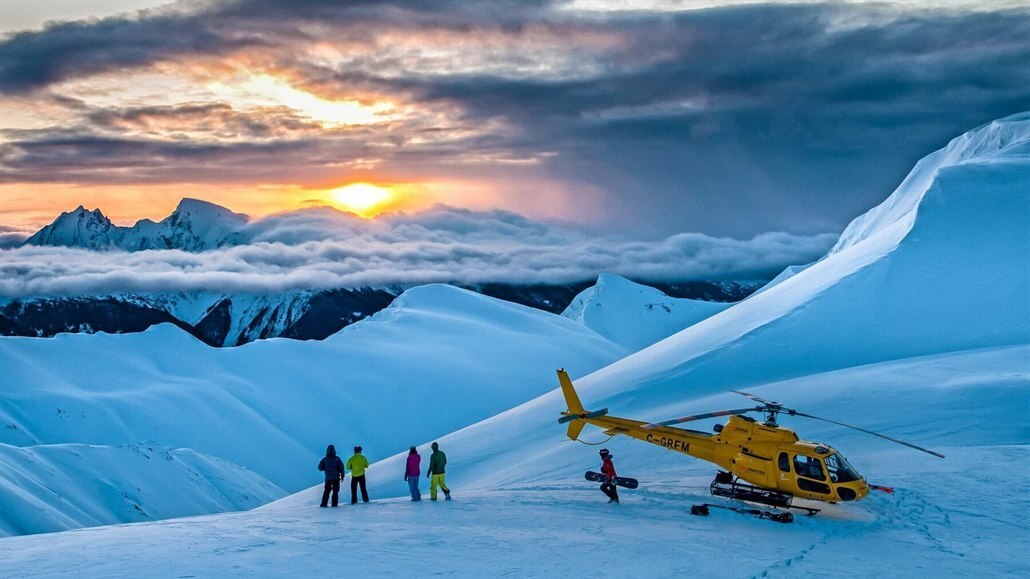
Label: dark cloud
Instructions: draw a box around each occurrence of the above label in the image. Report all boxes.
[0,0,550,93]
[393,5,1030,234]
[0,12,260,93]
[84,102,302,137]
[0,204,837,298]
[0,1,1026,236]
[0,132,336,183]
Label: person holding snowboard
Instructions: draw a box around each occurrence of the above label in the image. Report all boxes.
[347,445,370,504]
[599,448,619,503]
[426,441,451,501]
[317,444,344,508]
[404,446,422,501]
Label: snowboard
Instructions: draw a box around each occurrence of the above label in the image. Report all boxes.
[585,471,638,489]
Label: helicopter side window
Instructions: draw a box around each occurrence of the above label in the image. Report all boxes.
[824,453,861,483]
[778,452,790,473]
[792,455,826,481]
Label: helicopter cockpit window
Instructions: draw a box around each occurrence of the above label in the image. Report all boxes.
[824,453,861,483]
[778,452,790,473]
[792,454,826,481]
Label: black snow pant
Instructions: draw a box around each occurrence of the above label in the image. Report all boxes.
[351,474,369,504]
[321,479,340,507]
[600,482,619,503]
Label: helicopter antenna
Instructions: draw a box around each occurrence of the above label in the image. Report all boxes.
[731,391,944,458]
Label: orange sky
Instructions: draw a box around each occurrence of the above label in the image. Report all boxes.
[2,180,469,231]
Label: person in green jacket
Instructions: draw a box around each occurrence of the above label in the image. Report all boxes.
[426,441,451,501]
[346,445,370,504]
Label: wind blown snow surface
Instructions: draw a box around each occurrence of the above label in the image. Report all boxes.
[1,114,1028,577]
[0,443,283,537]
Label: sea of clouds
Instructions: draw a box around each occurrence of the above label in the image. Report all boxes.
[0,205,837,298]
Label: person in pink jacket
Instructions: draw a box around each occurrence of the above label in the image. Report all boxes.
[404,446,422,501]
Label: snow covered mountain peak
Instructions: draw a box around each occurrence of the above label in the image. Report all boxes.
[24,205,121,248]
[356,283,583,335]
[563,273,666,322]
[24,198,250,252]
[562,273,732,351]
[168,198,248,225]
[138,198,249,251]
[830,111,1030,255]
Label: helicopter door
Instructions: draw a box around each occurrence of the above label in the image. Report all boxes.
[777,452,792,484]
[793,454,831,495]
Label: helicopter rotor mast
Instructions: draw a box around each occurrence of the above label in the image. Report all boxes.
[730,390,791,425]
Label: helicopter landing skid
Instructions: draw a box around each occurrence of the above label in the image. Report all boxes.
[708,474,821,516]
[690,503,794,523]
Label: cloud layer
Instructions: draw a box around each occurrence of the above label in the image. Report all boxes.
[1,1,1027,236]
[0,205,836,298]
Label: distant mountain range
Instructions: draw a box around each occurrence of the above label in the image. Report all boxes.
[7,198,767,345]
[0,280,760,347]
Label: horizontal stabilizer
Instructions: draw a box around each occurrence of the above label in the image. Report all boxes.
[558,408,608,425]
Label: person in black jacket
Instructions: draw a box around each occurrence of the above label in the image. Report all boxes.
[318,444,344,507]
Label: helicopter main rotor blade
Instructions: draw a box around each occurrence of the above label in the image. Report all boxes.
[642,407,761,429]
[791,411,945,458]
[731,390,779,406]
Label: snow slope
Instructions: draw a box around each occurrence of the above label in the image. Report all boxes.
[0,285,627,535]
[562,273,732,351]
[0,442,283,537]
[1,346,1025,577]
[749,262,812,296]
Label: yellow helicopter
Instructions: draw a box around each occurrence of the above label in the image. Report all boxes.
[556,369,943,519]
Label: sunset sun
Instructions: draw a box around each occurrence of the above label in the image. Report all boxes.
[329,183,393,216]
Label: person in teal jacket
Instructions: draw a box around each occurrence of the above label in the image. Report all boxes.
[347,446,370,504]
[426,442,451,501]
